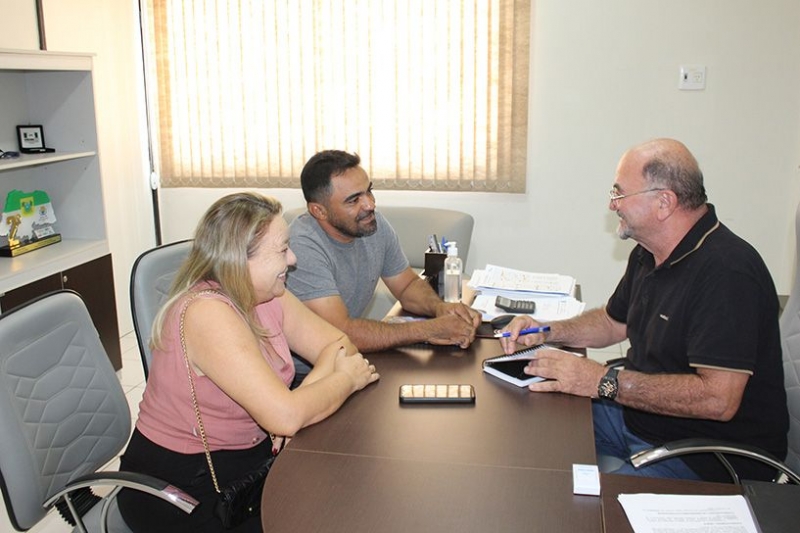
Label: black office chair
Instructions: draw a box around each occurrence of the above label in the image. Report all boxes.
[629,201,800,484]
[130,240,192,379]
[0,290,198,532]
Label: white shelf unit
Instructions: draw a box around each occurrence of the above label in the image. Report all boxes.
[0,49,109,295]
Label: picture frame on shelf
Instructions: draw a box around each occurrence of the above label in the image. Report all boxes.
[16,125,54,154]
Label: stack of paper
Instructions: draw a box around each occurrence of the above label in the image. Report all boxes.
[469,264,585,322]
[617,493,760,533]
[469,264,577,296]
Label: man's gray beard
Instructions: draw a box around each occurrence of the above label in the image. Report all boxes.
[616,221,631,240]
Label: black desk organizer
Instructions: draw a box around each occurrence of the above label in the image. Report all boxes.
[423,250,447,299]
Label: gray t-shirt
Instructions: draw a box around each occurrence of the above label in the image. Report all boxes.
[287,211,409,317]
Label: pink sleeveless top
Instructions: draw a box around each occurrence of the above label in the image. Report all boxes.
[135,285,295,453]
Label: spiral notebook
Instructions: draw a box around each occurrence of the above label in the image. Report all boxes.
[482,345,549,387]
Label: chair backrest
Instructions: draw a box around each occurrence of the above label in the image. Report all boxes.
[130,240,192,379]
[781,200,800,474]
[283,206,475,268]
[0,290,131,531]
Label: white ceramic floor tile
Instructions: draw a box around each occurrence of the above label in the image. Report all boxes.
[24,510,71,533]
[118,358,145,390]
[126,385,145,420]
[119,331,138,355]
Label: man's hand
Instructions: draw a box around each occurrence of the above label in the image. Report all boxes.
[498,315,548,354]
[434,301,482,327]
[524,348,605,396]
[425,313,479,349]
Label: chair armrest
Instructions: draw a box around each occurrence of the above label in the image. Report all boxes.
[630,438,800,485]
[43,471,199,514]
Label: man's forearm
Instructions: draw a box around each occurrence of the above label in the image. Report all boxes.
[396,277,443,317]
[548,307,626,349]
[341,316,434,352]
[616,369,746,421]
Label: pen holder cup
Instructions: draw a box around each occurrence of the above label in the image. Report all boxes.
[423,250,447,298]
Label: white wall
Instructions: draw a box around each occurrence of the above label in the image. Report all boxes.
[160,0,800,309]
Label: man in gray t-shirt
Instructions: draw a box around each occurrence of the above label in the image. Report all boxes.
[289,210,407,318]
[286,150,480,355]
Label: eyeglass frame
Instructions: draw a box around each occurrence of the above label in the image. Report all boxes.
[608,187,667,203]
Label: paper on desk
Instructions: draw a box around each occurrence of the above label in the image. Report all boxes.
[468,265,576,296]
[618,493,760,533]
[471,293,585,322]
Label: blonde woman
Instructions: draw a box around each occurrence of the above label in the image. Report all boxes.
[119,192,379,532]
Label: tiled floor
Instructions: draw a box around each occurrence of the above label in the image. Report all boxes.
[0,331,626,533]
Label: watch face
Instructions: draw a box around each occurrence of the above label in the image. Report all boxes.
[599,380,616,398]
[598,369,619,400]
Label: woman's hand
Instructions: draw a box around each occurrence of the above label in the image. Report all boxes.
[333,346,380,391]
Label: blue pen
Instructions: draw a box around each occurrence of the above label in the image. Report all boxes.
[494,325,551,338]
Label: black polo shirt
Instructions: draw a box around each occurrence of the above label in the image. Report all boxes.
[606,204,788,482]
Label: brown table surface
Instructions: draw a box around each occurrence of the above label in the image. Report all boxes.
[262,336,601,532]
[288,340,596,470]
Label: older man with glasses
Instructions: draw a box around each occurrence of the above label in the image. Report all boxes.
[498,138,788,483]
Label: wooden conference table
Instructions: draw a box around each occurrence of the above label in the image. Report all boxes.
[261,335,602,532]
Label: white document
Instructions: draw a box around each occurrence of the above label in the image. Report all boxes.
[618,493,761,533]
[468,265,576,296]
[471,293,585,321]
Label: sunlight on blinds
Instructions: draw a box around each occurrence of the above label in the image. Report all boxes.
[146,0,529,192]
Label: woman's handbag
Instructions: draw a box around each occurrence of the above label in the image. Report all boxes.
[180,291,279,529]
[212,456,273,529]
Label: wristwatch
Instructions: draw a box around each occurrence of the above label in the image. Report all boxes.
[597,367,620,401]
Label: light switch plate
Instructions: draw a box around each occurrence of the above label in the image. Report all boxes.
[679,65,706,90]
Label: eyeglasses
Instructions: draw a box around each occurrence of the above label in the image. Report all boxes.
[0,150,20,160]
[608,187,666,203]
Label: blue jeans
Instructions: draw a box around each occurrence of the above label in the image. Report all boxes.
[593,400,700,480]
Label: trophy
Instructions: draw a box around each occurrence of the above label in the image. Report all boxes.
[0,189,62,257]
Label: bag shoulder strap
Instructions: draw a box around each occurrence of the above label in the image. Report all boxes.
[180,289,224,493]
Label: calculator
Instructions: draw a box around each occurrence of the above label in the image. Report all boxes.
[495,296,536,314]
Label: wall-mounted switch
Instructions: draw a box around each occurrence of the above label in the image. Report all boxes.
[679,65,706,90]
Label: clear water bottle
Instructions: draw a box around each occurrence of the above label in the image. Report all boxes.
[443,241,462,303]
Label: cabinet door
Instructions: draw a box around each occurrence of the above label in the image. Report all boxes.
[0,255,122,370]
[0,274,63,310]
[63,255,122,370]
